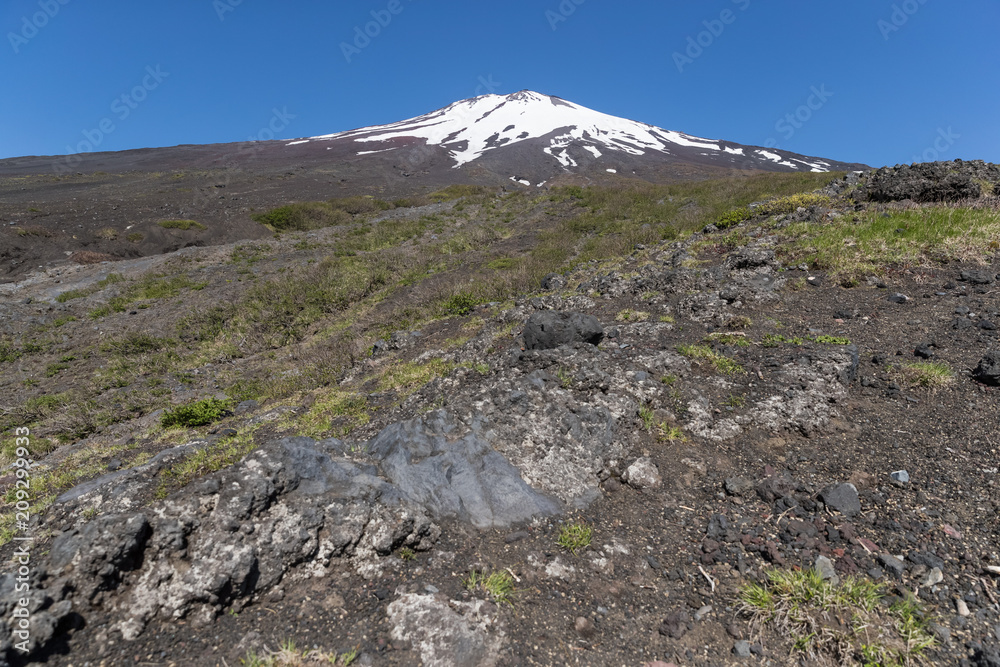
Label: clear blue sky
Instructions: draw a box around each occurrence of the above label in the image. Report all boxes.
[2,0,997,168]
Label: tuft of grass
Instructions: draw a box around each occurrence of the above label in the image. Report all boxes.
[557,523,592,555]
[55,289,88,303]
[738,568,934,665]
[812,335,851,345]
[159,219,207,231]
[615,309,650,323]
[638,404,655,431]
[464,570,516,606]
[901,361,954,388]
[706,332,751,348]
[240,638,359,667]
[161,397,230,428]
[441,290,483,317]
[378,358,454,395]
[95,226,118,240]
[676,344,744,376]
[656,424,685,442]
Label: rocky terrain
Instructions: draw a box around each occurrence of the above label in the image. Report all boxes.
[0,161,998,666]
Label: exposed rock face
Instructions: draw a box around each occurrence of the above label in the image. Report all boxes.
[522,311,604,350]
[367,411,561,529]
[862,160,1000,203]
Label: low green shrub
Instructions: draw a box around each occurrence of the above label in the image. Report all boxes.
[159,219,207,231]
[161,398,230,428]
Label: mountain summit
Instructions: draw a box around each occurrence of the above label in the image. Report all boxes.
[294,90,864,180]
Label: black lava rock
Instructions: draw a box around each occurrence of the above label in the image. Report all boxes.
[819,483,861,518]
[972,351,1000,386]
[523,311,604,350]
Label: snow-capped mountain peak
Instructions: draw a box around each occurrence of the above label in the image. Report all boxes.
[291,91,859,176]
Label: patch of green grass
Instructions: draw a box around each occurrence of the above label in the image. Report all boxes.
[159,219,207,231]
[486,257,519,270]
[157,426,259,497]
[761,333,806,348]
[55,289,88,303]
[656,423,685,442]
[658,314,676,324]
[901,361,954,388]
[716,193,831,230]
[231,243,269,264]
[45,362,69,377]
[441,290,483,317]
[126,232,144,243]
[0,339,22,363]
[464,570,516,606]
[638,404,655,431]
[293,389,369,438]
[726,394,746,408]
[132,273,208,300]
[398,547,416,561]
[812,335,851,345]
[252,202,351,232]
[557,523,592,555]
[615,309,650,323]
[777,206,1000,279]
[706,332,751,348]
[676,343,744,376]
[378,358,454,394]
[161,397,230,428]
[101,333,174,356]
[738,568,933,665]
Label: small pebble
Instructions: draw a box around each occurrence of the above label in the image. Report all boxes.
[956,599,970,617]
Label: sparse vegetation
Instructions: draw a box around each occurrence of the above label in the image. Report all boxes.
[615,309,650,322]
[557,522,592,554]
[240,639,359,667]
[464,569,516,606]
[738,568,935,665]
[901,361,955,388]
[777,207,1000,279]
[159,219,207,231]
[676,343,744,375]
